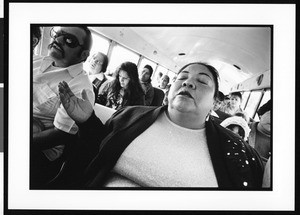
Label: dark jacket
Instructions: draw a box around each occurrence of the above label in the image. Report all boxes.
[96,81,145,109]
[52,105,263,189]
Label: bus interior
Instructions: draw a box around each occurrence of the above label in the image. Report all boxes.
[32,25,272,189]
[34,25,271,122]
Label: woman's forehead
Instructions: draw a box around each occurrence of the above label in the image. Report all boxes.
[181,64,213,77]
[119,70,128,76]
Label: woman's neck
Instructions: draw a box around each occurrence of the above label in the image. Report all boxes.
[166,109,206,130]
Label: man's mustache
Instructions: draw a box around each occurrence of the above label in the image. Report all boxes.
[48,41,64,57]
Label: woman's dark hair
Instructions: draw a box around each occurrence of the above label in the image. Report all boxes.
[227,124,245,139]
[217,91,225,102]
[110,61,145,106]
[177,62,219,99]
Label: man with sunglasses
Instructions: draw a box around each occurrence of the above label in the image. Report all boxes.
[32,26,95,188]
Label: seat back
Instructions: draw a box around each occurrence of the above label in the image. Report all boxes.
[94,103,116,124]
[150,87,165,106]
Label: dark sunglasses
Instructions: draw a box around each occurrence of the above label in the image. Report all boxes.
[50,27,84,48]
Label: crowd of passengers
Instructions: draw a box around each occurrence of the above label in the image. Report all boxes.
[32,26,271,189]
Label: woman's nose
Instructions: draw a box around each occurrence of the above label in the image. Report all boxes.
[182,79,196,89]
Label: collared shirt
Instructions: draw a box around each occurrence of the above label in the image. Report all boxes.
[33,56,95,160]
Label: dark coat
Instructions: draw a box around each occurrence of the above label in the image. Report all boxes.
[51,105,264,189]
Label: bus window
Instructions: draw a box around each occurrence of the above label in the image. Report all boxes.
[90,31,110,56]
[241,91,250,110]
[38,26,52,57]
[167,71,177,83]
[106,44,140,76]
[244,90,263,120]
[138,57,157,78]
[156,65,168,76]
[255,89,271,119]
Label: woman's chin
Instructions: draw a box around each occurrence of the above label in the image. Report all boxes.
[169,99,194,112]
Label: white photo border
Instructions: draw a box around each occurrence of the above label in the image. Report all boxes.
[8,3,295,211]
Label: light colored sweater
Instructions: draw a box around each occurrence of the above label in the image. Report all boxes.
[104,112,218,187]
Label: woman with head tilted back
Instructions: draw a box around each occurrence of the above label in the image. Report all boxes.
[96,61,145,109]
[55,62,264,189]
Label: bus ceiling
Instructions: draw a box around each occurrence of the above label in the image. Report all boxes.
[91,26,271,94]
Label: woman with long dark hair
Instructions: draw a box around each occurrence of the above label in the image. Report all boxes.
[96,61,145,109]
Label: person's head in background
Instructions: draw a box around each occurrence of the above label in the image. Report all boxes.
[223,95,230,106]
[160,75,170,89]
[139,65,153,83]
[88,52,108,75]
[229,92,242,110]
[156,72,163,85]
[48,26,92,67]
[220,116,250,140]
[32,26,42,51]
[234,112,249,124]
[113,62,140,91]
[213,91,224,111]
[227,124,245,139]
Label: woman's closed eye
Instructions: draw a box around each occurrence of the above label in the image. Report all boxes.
[177,75,188,80]
[197,78,209,85]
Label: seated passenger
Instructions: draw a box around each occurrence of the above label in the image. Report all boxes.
[96,61,145,109]
[53,61,264,189]
[220,116,250,141]
[139,65,154,106]
[248,100,271,164]
[212,91,231,122]
[85,52,109,95]
[158,75,171,105]
[221,92,248,122]
[32,26,42,51]
[32,26,95,188]
[153,71,163,87]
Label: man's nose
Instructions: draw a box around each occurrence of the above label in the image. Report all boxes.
[182,79,196,89]
[55,35,65,45]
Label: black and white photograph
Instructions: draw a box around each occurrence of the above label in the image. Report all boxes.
[31,25,271,190]
[6,2,296,214]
